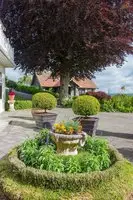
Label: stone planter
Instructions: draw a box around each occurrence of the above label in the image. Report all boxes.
[32,110,57,129]
[74,117,99,136]
[8,94,15,101]
[50,132,86,155]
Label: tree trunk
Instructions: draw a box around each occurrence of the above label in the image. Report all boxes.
[59,72,70,104]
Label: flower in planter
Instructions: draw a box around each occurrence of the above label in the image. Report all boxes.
[54,121,82,135]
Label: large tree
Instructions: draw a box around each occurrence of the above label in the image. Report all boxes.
[1,0,133,102]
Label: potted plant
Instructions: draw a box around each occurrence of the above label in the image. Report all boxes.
[32,92,57,129]
[8,89,15,101]
[72,95,100,136]
[51,121,86,155]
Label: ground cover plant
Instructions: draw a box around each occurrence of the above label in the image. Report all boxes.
[18,129,111,173]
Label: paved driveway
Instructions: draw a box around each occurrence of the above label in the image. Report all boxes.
[0,109,133,161]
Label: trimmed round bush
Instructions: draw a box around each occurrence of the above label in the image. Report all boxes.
[32,92,57,111]
[72,95,100,116]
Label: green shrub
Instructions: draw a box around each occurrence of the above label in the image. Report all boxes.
[112,94,133,112]
[72,95,100,116]
[18,130,111,174]
[62,98,73,108]
[15,100,32,110]
[6,79,17,89]
[32,92,57,111]
[100,99,115,112]
[101,94,133,113]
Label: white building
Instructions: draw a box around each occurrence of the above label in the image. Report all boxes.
[0,21,14,113]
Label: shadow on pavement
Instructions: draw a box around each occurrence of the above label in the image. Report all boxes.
[9,116,33,121]
[117,148,133,162]
[97,130,133,140]
[9,120,39,132]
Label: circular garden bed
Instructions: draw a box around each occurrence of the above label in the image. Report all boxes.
[0,130,133,199]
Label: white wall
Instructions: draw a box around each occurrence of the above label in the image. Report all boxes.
[0,21,14,113]
[0,21,14,62]
[0,67,5,113]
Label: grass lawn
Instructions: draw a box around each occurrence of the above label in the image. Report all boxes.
[0,156,133,200]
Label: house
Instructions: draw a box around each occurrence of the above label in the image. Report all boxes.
[31,73,97,96]
[0,20,14,113]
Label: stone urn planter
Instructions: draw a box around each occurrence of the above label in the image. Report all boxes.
[8,89,15,101]
[72,95,100,136]
[50,132,86,155]
[74,117,99,136]
[32,92,57,129]
[32,110,57,129]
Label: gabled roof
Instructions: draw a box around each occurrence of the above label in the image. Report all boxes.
[72,78,96,89]
[36,73,96,89]
[36,73,60,87]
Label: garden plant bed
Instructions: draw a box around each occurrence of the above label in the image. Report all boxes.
[0,150,133,200]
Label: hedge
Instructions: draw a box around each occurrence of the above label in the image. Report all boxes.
[7,80,59,98]
[8,146,124,191]
[15,100,32,110]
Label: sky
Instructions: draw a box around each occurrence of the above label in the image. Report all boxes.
[6,55,133,94]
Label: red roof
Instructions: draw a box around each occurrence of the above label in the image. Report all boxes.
[36,74,96,89]
[37,74,60,87]
[72,78,96,89]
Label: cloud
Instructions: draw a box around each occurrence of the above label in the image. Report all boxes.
[93,55,133,94]
[6,68,24,81]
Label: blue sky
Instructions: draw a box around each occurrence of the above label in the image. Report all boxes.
[6,55,133,94]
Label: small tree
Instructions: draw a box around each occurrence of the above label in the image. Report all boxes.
[1,0,133,102]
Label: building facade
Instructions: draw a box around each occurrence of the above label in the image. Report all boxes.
[0,21,14,113]
[31,73,97,96]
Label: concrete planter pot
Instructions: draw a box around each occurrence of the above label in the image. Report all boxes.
[32,110,57,129]
[74,117,99,136]
[50,132,86,155]
[8,94,15,101]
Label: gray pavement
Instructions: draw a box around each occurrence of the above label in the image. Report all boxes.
[0,108,133,161]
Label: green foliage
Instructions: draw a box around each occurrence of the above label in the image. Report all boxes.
[18,131,111,174]
[54,120,82,134]
[15,100,32,110]
[16,84,42,95]
[100,99,115,112]
[62,98,73,108]
[1,155,133,200]
[101,94,133,113]
[6,79,17,88]
[7,80,58,98]
[32,92,57,111]
[8,145,125,192]
[18,75,32,85]
[84,137,111,170]
[72,95,100,116]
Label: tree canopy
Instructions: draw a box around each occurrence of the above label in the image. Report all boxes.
[1,0,133,78]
